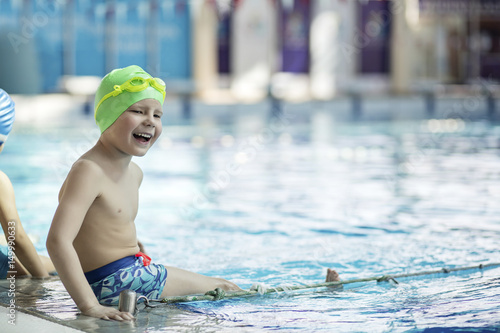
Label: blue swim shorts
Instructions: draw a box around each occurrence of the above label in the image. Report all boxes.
[85,253,167,305]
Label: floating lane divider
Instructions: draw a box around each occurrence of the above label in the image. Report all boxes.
[155,263,500,305]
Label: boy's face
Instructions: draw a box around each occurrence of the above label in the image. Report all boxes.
[104,98,163,157]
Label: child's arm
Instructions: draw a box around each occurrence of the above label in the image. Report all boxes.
[0,171,49,278]
[46,161,133,321]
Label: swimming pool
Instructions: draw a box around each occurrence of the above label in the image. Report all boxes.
[2,104,500,332]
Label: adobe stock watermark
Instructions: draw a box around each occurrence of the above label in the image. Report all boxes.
[5,221,17,325]
[7,0,65,54]
[178,105,295,220]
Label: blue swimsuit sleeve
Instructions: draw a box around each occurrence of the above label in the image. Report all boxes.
[0,245,10,279]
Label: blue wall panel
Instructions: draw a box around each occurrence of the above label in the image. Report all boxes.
[158,0,191,80]
[74,0,106,76]
[115,0,148,70]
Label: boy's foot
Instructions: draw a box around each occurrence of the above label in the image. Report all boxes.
[325,268,342,290]
[325,268,340,283]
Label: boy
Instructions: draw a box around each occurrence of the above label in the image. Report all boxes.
[47,66,340,321]
[0,88,55,279]
[46,66,241,321]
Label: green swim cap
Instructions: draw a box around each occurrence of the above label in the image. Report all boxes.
[94,65,166,133]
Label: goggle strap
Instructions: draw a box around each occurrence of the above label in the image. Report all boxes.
[94,77,165,116]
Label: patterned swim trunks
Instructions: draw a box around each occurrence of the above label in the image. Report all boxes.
[85,252,168,305]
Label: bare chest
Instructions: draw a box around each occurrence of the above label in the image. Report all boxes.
[91,177,139,221]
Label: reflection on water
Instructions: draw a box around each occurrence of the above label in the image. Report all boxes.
[2,115,500,331]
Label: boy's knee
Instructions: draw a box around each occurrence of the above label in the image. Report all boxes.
[216,278,240,292]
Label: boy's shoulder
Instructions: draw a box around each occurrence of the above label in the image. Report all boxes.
[67,158,106,182]
[129,161,142,173]
[59,158,107,199]
[71,158,103,172]
[0,169,12,193]
[0,170,13,190]
[0,169,8,183]
[129,161,143,183]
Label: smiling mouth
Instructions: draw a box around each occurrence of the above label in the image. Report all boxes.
[133,133,153,144]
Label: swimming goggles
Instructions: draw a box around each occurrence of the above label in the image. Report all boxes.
[95,76,166,114]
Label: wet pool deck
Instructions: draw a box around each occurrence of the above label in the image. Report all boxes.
[0,277,234,333]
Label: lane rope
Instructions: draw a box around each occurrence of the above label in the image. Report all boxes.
[144,262,500,305]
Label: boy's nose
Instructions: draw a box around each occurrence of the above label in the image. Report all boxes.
[144,114,155,127]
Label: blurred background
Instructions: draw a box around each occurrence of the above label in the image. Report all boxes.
[1,0,500,119]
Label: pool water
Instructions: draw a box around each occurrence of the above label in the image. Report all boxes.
[2,109,500,332]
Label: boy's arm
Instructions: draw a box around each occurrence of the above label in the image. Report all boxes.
[46,161,133,321]
[0,171,49,278]
[132,163,146,254]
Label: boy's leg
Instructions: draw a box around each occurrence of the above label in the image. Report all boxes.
[160,266,241,298]
[40,255,56,274]
[13,258,29,277]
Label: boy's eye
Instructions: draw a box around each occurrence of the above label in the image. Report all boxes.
[130,110,142,114]
[154,114,162,118]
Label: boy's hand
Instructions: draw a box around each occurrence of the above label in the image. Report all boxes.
[81,304,135,321]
